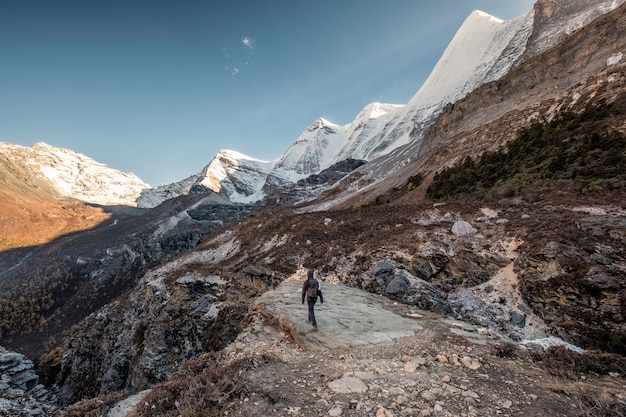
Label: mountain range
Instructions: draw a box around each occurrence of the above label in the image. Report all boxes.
[5,0,623,210]
[1,0,626,415]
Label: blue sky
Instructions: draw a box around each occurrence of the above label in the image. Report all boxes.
[0,0,535,186]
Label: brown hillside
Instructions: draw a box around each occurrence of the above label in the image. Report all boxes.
[0,151,110,251]
[0,184,109,251]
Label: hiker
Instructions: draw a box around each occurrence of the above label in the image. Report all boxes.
[302,269,323,329]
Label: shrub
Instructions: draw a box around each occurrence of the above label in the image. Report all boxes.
[427,99,626,201]
[130,353,276,417]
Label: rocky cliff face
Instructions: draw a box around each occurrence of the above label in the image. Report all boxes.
[525,0,626,58]
[56,255,284,405]
[0,346,58,416]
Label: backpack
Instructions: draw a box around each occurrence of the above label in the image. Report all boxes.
[306,279,318,299]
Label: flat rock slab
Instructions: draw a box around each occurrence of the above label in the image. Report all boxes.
[253,280,424,350]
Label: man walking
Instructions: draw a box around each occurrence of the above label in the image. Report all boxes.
[302,269,323,330]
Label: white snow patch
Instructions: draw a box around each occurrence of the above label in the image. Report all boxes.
[260,235,288,253]
[607,52,623,66]
[571,206,608,215]
[520,336,584,353]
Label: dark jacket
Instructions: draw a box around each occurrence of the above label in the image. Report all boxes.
[302,277,323,303]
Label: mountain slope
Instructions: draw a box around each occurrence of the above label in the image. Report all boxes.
[173,0,626,208]
[0,142,151,207]
[303,0,626,210]
[154,10,534,205]
[4,1,626,415]
[0,145,111,250]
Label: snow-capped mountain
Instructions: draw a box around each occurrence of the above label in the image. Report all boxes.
[177,0,625,206]
[5,0,624,209]
[0,142,149,207]
[171,102,403,204]
[162,8,535,205]
[138,149,275,205]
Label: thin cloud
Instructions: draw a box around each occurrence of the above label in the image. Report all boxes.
[241,36,256,50]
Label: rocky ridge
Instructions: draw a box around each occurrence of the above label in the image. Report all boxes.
[56,195,626,415]
[0,346,57,417]
[109,277,626,417]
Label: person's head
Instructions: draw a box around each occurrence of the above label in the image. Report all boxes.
[307,269,314,280]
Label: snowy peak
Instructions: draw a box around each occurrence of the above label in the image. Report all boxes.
[0,142,149,207]
[193,149,274,203]
[470,9,503,23]
[356,102,403,122]
[409,7,533,112]
[273,118,346,178]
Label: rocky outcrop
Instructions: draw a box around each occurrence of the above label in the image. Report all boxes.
[0,346,58,417]
[518,210,626,354]
[261,158,367,206]
[525,0,626,58]
[0,193,252,362]
[56,256,284,406]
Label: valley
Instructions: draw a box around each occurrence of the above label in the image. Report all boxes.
[1,1,626,416]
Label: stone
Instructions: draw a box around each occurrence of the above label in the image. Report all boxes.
[328,377,368,394]
[328,406,343,416]
[385,275,409,295]
[421,390,436,402]
[404,362,417,372]
[452,221,477,236]
[510,311,526,328]
[460,356,481,370]
[376,406,393,417]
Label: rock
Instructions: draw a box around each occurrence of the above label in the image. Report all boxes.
[327,377,368,394]
[403,362,417,372]
[510,311,526,328]
[0,346,56,416]
[108,390,151,417]
[421,390,436,402]
[328,406,343,416]
[385,275,409,295]
[376,405,393,417]
[411,261,434,280]
[452,221,477,236]
[460,356,481,370]
[388,387,406,395]
[500,399,513,409]
[436,354,449,364]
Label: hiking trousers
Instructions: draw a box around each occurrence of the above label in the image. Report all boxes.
[307,298,318,326]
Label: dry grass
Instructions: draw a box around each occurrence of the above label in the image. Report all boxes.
[127,352,277,417]
[62,391,129,417]
[533,345,626,379]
